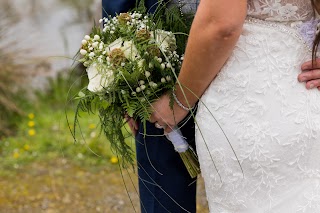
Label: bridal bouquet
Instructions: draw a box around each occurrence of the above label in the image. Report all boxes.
[73,8,200,178]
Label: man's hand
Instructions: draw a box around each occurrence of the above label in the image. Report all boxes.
[299,59,320,90]
[124,114,138,136]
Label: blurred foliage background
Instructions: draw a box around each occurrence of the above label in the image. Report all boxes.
[0,0,120,166]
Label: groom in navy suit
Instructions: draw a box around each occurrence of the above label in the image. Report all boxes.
[102,0,197,212]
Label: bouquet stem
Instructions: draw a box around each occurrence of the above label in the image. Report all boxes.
[166,128,201,178]
[179,147,200,178]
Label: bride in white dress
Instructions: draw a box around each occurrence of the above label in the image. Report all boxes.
[150,0,320,212]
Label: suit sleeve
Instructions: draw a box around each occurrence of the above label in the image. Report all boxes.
[102,0,136,17]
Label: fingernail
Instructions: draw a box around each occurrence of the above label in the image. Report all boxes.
[309,84,315,89]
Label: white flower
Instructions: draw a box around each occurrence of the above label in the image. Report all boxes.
[99,19,103,23]
[84,35,90,40]
[152,29,177,52]
[81,40,87,45]
[136,87,141,92]
[106,38,123,53]
[149,81,157,88]
[140,85,146,90]
[145,71,151,78]
[93,35,100,40]
[160,63,165,70]
[106,38,140,61]
[139,80,145,85]
[122,40,139,60]
[166,76,171,81]
[86,63,114,93]
[80,49,87,55]
[166,63,172,68]
[89,52,95,58]
[92,42,99,48]
[161,78,166,83]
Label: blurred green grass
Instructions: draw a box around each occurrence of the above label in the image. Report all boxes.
[0,69,136,176]
[0,0,136,176]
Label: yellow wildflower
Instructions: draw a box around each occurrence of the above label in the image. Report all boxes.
[24,144,30,151]
[28,129,36,136]
[110,156,118,164]
[13,152,19,159]
[88,124,96,129]
[28,113,35,119]
[28,121,35,127]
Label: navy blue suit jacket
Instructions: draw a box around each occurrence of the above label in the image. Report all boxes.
[103,0,162,17]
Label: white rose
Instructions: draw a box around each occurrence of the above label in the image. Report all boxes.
[151,30,177,52]
[106,38,140,61]
[122,40,139,60]
[106,38,124,54]
[86,63,114,93]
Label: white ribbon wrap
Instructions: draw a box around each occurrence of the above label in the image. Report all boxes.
[165,128,189,153]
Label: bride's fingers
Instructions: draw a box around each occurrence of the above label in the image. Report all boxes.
[301,59,320,71]
[298,69,320,82]
[305,79,320,90]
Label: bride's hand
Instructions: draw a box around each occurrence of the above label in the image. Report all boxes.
[299,59,320,90]
[149,93,189,133]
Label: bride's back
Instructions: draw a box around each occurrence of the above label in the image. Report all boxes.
[247,0,313,21]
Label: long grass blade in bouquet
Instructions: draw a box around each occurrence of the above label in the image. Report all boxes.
[72,2,200,177]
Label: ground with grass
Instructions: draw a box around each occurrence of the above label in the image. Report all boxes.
[0,158,208,213]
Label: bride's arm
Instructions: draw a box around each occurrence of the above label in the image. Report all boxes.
[150,0,247,131]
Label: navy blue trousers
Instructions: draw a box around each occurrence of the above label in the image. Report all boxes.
[136,119,196,213]
[102,1,197,212]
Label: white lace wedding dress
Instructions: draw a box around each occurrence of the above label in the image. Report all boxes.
[195,1,320,212]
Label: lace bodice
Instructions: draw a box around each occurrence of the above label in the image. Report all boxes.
[248,0,314,21]
[175,0,314,22]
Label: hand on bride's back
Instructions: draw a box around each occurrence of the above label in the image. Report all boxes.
[299,59,320,90]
